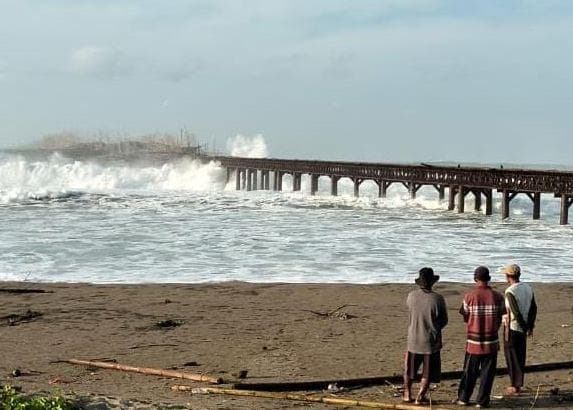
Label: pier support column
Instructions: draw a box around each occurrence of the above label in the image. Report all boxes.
[448,185,456,211]
[409,183,416,199]
[272,171,284,191]
[501,190,510,219]
[241,169,247,190]
[226,168,232,185]
[261,171,270,190]
[533,192,541,220]
[501,190,518,220]
[473,190,482,211]
[438,185,445,201]
[310,174,319,196]
[560,195,573,225]
[235,169,242,190]
[353,178,363,198]
[405,183,421,199]
[246,169,253,191]
[377,180,390,198]
[331,176,340,196]
[252,170,258,190]
[457,186,466,213]
[272,171,278,191]
[485,189,493,216]
[277,172,283,191]
[293,173,302,191]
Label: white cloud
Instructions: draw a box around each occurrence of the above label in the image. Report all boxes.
[69,46,126,78]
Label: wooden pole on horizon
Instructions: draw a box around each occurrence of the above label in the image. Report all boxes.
[63,359,223,384]
[172,386,449,410]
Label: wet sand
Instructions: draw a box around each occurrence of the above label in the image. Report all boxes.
[1,281,572,409]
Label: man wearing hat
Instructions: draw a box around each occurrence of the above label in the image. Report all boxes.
[456,266,505,408]
[403,267,448,404]
[501,264,537,395]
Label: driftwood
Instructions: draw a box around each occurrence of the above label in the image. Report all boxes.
[233,360,573,392]
[63,359,223,384]
[173,386,449,409]
[0,288,48,294]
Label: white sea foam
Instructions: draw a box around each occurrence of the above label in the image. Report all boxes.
[0,138,572,284]
[227,134,268,158]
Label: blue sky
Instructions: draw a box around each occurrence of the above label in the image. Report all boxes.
[1,0,573,164]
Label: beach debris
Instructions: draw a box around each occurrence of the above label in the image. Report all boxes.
[306,304,358,320]
[231,370,248,379]
[0,288,49,294]
[173,386,450,409]
[8,369,42,378]
[154,319,183,329]
[560,324,570,328]
[2,310,43,326]
[326,382,344,393]
[232,360,573,392]
[49,376,71,385]
[62,359,223,384]
[183,361,200,367]
[550,387,560,395]
[128,343,178,350]
[384,379,403,397]
[529,384,541,409]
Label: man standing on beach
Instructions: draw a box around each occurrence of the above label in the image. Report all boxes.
[501,264,537,396]
[403,267,448,404]
[456,266,505,408]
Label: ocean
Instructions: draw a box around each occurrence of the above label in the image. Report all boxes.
[1,148,572,284]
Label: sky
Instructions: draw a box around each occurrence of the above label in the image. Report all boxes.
[1,0,573,164]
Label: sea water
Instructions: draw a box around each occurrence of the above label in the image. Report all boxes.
[1,147,572,284]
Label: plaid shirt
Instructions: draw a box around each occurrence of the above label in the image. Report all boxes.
[460,284,505,355]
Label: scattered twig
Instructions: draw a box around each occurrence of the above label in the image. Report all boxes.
[128,344,178,350]
[529,384,541,409]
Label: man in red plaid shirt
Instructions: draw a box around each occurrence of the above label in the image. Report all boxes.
[456,266,505,408]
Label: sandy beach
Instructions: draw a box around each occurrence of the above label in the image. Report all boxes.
[1,281,572,409]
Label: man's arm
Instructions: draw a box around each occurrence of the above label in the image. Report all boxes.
[527,294,538,336]
[459,299,469,323]
[506,292,529,333]
[438,296,448,329]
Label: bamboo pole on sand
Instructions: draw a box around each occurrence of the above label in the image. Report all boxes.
[64,359,223,384]
[233,360,573,392]
[172,386,450,410]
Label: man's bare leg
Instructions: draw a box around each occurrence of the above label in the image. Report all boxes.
[416,377,430,403]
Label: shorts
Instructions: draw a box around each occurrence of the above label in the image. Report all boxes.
[404,351,441,383]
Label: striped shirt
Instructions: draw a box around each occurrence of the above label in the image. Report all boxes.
[459,284,505,355]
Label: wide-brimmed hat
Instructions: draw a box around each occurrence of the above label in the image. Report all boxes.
[415,267,440,287]
[474,266,491,282]
[501,264,521,276]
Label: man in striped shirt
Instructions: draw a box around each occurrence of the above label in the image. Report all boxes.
[456,266,505,408]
